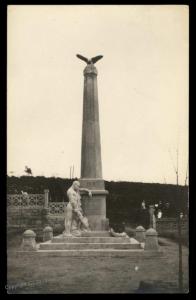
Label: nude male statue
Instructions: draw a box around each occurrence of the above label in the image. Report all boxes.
[64,180,92,237]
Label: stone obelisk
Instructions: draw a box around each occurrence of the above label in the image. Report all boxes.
[77,54,108,231]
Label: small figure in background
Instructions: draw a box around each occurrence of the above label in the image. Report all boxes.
[141,200,146,209]
[154,203,159,217]
[157,209,162,219]
[180,212,184,219]
[136,200,149,229]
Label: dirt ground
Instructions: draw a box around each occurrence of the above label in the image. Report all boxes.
[7,235,189,294]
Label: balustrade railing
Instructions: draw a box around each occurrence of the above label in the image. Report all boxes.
[49,202,67,215]
[7,194,45,207]
[7,190,66,215]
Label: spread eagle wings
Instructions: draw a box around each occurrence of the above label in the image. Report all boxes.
[91,55,103,64]
[76,54,103,64]
[76,54,89,64]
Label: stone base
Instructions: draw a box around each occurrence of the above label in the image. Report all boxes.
[39,242,142,250]
[52,236,130,243]
[81,196,108,230]
[86,216,109,231]
[81,230,110,237]
[17,249,163,257]
[19,233,163,257]
[37,233,143,253]
[80,178,109,231]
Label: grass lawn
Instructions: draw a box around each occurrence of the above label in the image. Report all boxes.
[7,234,189,294]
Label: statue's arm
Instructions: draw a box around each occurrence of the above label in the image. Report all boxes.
[79,188,92,197]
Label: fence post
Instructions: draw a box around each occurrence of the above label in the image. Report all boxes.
[144,228,159,251]
[44,189,49,209]
[43,226,53,242]
[178,214,183,293]
[135,226,146,243]
[21,229,37,251]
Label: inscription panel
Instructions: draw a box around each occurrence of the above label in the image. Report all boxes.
[82,196,106,216]
[80,179,105,190]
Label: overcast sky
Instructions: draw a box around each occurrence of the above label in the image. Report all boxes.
[7,5,188,185]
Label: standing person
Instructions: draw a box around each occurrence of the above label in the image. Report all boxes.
[157,209,163,219]
[137,200,149,229]
[141,200,146,209]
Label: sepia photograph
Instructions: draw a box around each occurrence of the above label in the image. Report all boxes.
[7,4,189,294]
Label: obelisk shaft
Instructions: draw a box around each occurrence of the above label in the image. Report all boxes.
[81,64,102,179]
[79,63,108,231]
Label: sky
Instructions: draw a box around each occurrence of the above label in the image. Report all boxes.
[7,5,189,185]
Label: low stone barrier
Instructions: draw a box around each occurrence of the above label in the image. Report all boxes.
[7,192,66,238]
[156,217,188,240]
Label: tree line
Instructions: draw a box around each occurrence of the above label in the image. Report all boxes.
[7,176,188,222]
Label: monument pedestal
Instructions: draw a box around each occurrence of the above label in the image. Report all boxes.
[80,178,109,231]
[37,234,144,255]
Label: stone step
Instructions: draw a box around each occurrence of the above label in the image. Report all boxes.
[36,249,145,257]
[39,242,142,250]
[16,248,163,257]
[52,236,131,243]
[81,231,111,237]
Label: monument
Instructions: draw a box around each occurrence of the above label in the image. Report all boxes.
[76,54,109,231]
[23,54,160,256]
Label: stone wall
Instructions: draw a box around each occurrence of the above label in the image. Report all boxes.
[7,193,45,223]
[156,217,188,241]
[7,192,66,237]
[47,215,65,234]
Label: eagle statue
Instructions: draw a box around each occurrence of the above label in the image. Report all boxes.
[76,54,103,64]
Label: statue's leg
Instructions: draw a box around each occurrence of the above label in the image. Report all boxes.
[64,205,73,236]
[70,212,82,236]
[75,210,90,230]
[77,219,82,231]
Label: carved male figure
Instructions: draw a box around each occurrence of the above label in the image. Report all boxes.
[64,180,92,236]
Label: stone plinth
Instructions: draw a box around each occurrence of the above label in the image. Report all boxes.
[43,226,53,242]
[21,229,37,251]
[80,185,109,230]
[81,230,110,237]
[38,233,143,252]
[20,233,164,257]
[135,226,146,243]
[144,228,159,251]
[52,236,130,243]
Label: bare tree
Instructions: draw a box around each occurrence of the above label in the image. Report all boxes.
[72,165,74,178]
[169,147,187,292]
[69,165,74,179]
[184,162,188,186]
[169,148,179,185]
